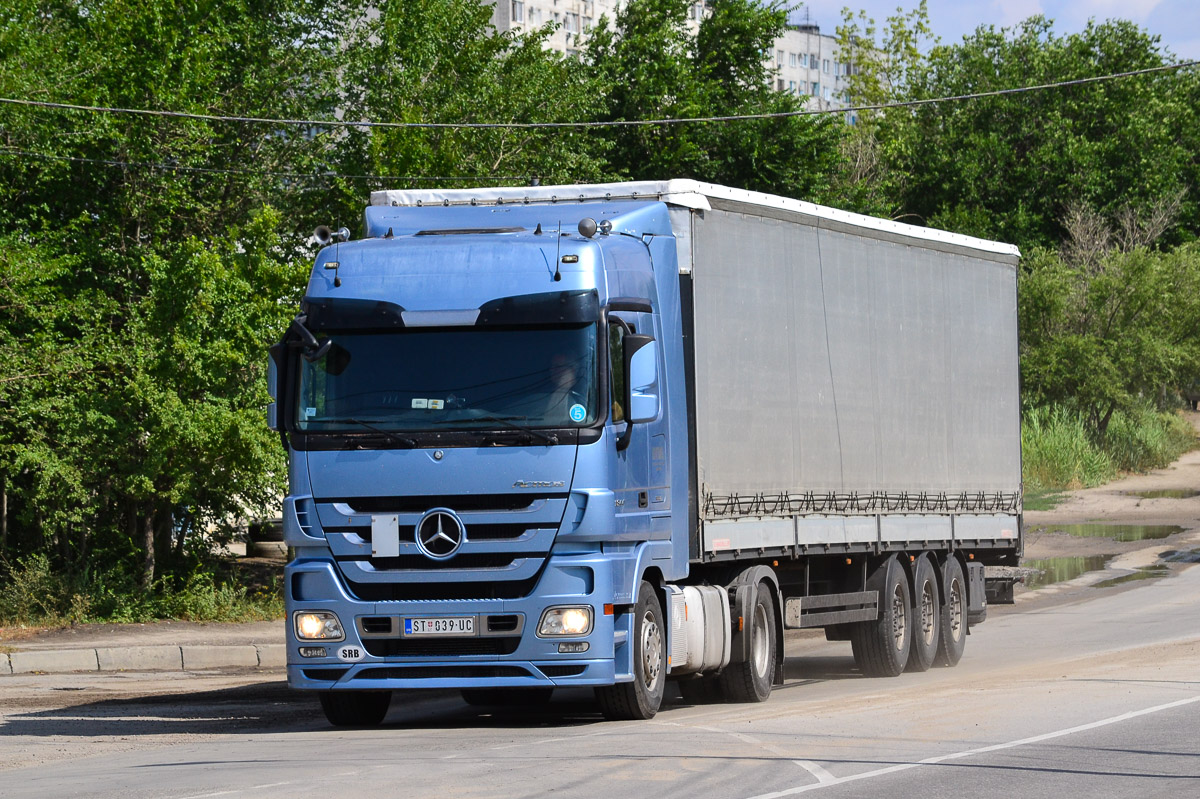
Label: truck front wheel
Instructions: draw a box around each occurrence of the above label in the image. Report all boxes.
[851,556,912,677]
[595,580,666,720]
[318,690,391,727]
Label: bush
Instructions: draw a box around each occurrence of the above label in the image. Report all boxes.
[0,557,282,628]
[1022,406,1114,491]
[1101,404,1197,473]
[0,553,69,626]
[1023,403,1197,491]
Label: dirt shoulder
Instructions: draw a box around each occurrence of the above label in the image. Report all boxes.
[1016,410,1200,599]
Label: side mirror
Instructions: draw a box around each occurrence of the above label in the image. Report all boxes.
[627,339,659,423]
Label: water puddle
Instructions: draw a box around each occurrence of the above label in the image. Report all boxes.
[1126,489,1200,499]
[1021,555,1113,589]
[1031,523,1185,542]
[1093,565,1171,589]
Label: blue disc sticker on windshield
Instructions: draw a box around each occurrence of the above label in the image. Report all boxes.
[569,403,586,423]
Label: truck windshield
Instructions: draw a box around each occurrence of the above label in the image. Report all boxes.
[295,324,599,431]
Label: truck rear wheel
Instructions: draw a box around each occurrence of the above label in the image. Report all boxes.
[595,580,666,720]
[905,555,941,672]
[715,581,776,702]
[936,557,967,667]
[318,690,391,727]
[851,556,912,677]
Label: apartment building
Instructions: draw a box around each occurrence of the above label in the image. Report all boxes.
[486,2,856,116]
[772,23,857,116]
[488,0,708,57]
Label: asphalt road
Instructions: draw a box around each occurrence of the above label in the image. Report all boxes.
[2,566,1198,799]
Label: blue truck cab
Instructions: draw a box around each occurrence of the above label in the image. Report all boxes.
[270,193,693,724]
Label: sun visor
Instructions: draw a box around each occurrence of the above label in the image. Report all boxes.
[301,297,407,330]
[476,289,599,326]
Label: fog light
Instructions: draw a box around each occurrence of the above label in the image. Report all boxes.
[295,611,345,641]
[537,606,593,636]
[558,641,589,654]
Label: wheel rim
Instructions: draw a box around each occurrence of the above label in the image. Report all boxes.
[640,610,662,691]
[891,583,907,651]
[751,602,770,678]
[919,579,937,646]
[947,577,964,643]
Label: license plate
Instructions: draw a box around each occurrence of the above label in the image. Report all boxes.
[404,616,475,636]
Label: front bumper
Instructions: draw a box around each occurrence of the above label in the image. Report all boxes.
[286,552,622,691]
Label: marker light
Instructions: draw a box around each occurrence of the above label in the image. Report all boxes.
[294,611,345,641]
[537,606,593,637]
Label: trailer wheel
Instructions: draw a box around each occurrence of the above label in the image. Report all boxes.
[595,580,666,720]
[936,557,967,667]
[905,555,941,672]
[850,556,912,677]
[715,581,776,702]
[318,690,391,727]
[461,688,554,707]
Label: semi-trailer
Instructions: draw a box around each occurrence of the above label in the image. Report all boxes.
[268,180,1022,726]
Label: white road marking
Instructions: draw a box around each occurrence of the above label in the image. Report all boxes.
[792,761,837,784]
[176,782,294,799]
[747,694,1200,798]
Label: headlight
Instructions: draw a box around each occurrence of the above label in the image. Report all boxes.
[294,611,345,641]
[537,606,593,637]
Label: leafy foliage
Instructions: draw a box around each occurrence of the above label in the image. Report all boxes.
[586,0,844,199]
[1020,244,1200,434]
[898,17,1199,246]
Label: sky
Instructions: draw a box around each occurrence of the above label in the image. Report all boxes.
[788,0,1200,60]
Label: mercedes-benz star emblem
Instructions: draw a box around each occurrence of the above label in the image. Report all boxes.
[415,508,465,560]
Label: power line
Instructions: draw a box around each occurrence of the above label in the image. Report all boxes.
[0,60,1194,130]
[0,148,527,183]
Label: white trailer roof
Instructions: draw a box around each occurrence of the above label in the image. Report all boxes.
[370,179,1021,260]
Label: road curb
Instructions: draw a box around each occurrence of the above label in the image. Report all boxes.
[1,645,285,675]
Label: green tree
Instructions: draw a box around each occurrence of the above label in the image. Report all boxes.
[0,0,338,590]
[897,17,1199,247]
[332,0,609,221]
[1020,243,1200,435]
[833,1,936,216]
[585,0,843,199]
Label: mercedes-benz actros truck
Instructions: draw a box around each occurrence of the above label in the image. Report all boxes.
[269,180,1022,726]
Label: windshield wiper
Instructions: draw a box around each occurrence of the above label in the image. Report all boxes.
[314,418,418,448]
[436,415,559,445]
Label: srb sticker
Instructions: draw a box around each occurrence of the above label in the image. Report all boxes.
[337,645,365,662]
[569,403,586,423]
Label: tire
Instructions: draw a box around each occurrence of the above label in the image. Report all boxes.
[936,557,968,667]
[676,674,724,704]
[714,581,776,703]
[905,555,941,673]
[850,556,912,677]
[248,519,284,542]
[318,690,391,727]
[461,687,554,707]
[595,580,666,720]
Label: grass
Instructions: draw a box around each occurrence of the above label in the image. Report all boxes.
[1023,403,1197,492]
[1023,489,1068,511]
[0,553,283,630]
